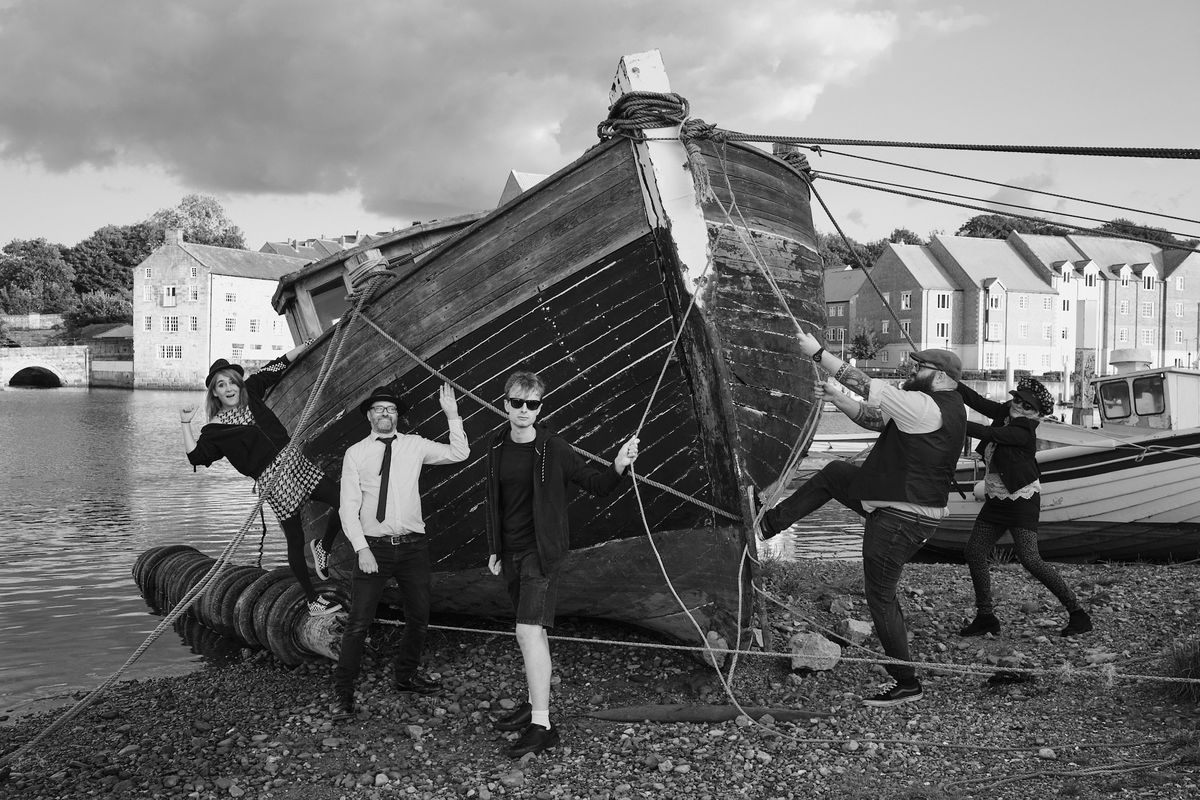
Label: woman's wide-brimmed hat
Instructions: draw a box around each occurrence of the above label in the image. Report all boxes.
[205,359,244,388]
[1010,376,1055,416]
[358,385,408,417]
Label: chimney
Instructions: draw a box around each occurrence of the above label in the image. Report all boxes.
[165,228,185,245]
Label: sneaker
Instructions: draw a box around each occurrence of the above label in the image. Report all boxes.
[862,681,923,707]
[307,595,342,616]
[332,693,355,721]
[395,672,442,695]
[504,723,560,759]
[1061,609,1093,637]
[494,701,532,732]
[751,488,780,539]
[309,539,330,581]
[958,612,1001,637]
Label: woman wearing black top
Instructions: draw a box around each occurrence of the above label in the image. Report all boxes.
[956,376,1092,638]
[180,346,342,616]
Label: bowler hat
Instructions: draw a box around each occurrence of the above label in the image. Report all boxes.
[910,348,962,381]
[1010,377,1054,416]
[205,358,244,388]
[358,385,408,417]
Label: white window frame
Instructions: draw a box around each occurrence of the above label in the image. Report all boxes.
[225,292,237,303]
[161,316,178,333]
[1140,328,1155,345]
[1119,300,1130,315]
[881,320,890,334]
[1144,275,1154,291]
[1018,322,1029,338]
[1042,324,1052,340]
[936,293,950,310]
[1118,327,1129,343]
[1043,296,1053,311]
[1176,302,1184,318]
[1142,302,1154,318]
[142,315,152,332]
[1176,276,1185,291]
[224,318,236,332]
[158,344,182,359]
[1175,329,1184,344]
[189,316,199,332]
[188,286,199,302]
[900,291,912,310]
[935,322,949,338]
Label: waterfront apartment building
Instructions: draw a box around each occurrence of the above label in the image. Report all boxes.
[132,229,309,389]
[841,232,1200,380]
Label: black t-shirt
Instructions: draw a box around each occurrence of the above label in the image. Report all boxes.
[499,436,536,554]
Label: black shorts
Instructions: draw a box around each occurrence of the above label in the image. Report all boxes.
[502,550,558,628]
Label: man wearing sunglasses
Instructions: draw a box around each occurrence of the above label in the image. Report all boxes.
[332,382,469,721]
[757,332,965,708]
[484,370,639,758]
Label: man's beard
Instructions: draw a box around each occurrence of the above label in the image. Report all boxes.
[902,372,937,392]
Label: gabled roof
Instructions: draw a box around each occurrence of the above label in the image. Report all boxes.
[823,268,869,302]
[1009,232,1085,269]
[259,239,347,262]
[180,243,308,280]
[93,323,133,339]
[931,235,1049,292]
[887,243,958,289]
[78,322,129,339]
[1066,234,1164,273]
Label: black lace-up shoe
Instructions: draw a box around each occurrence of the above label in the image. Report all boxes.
[504,723,560,758]
[862,681,923,708]
[958,612,1001,637]
[395,672,442,695]
[494,701,532,731]
[332,693,355,721]
[1061,609,1093,636]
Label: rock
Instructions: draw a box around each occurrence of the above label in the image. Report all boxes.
[788,632,841,671]
[499,770,524,788]
[836,619,873,645]
[1037,748,1057,759]
[829,595,855,616]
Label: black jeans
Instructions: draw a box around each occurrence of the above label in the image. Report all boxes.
[333,537,431,695]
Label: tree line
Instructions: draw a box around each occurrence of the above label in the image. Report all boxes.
[0,195,246,336]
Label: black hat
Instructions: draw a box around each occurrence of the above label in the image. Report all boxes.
[1009,377,1054,416]
[358,385,408,417]
[205,359,244,388]
[910,348,963,381]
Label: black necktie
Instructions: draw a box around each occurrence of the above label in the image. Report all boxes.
[375,436,396,523]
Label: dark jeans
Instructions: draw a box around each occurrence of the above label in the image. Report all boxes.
[333,537,431,695]
[764,460,931,684]
[278,476,343,602]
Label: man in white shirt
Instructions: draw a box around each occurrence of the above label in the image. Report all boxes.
[758,331,966,708]
[332,383,469,720]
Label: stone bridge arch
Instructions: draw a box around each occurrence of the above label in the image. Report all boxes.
[4,362,67,387]
[0,346,89,388]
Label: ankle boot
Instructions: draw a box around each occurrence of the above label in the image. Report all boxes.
[1061,609,1093,636]
[959,612,1001,637]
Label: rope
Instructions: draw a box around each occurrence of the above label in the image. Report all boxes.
[941,755,1183,794]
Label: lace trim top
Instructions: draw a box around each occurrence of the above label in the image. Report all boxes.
[983,442,1040,499]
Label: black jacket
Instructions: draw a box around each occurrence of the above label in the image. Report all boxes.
[485,424,626,574]
[187,356,292,479]
[956,382,1041,494]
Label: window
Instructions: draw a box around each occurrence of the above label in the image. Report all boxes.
[984,352,998,368]
[144,267,152,279]
[881,292,890,306]
[1118,327,1129,344]
[988,322,1001,340]
[188,286,199,302]
[1099,381,1130,420]
[1119,300,1130,315]
[249,319,261,333]
[1177,276,1185,291]
[1060,328,1070,340]
[272,344,284,350]
[827,304,837,318]
[881,320,890,334]
[189,266,198,279]
[1085,273,1097,288]
[231,344,244,359]
[224,318,236,332]
[1043,297,1053,311]
[1041,354,1051,368]
[1017,353,1028,367]
[881,351,889,363]
[251,343,263,350]
[935,322,949,338]
[161,316,178,332]
[272,320,281,333]
[143,316,152,332]
[1121,275,1130,287]
[1144,276,1154,291]
[158,345,182,359]
[1140,328,1155,345]
[1018,322,1029,338]
[143,285,153,301]
[988,295,1002,309]
[1061,299,1071,312]
[1062,270,1071,283]
[189,316,199,332]
[1042,324,1053,340]
[900,292,912,310]
[1176,302,1184,317]
[225,292,237,303]
[1175,329,1184,344]
[1017,295,1028,310]
[1133,375,1165,416]
[1141,302,1154,318]
[936,293,950,309]
[162,285,177,307]
[900,320,911,335]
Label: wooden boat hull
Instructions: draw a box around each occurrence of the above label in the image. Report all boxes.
[921,429,1200,562]
[267,134,824,644]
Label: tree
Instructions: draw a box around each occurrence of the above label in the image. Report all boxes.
[817,231,871,269]
[1094,218,1182,247]
[148,194,246,249]
[63,222,155,297]
[886,227,924,246]
[956,213,1069,239]
[848,326,882,361]
[64,291,132,334]
[0,238,76,313]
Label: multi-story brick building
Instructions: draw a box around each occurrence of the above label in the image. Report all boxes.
[132,229,308,389]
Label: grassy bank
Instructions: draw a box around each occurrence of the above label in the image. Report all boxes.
[2,559,1198,799]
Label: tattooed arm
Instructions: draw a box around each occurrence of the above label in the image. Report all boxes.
[818,378,886,431]
[851,402,887,431]
[795,328,874,400]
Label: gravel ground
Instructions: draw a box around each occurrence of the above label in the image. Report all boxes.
[2,560,1198,800]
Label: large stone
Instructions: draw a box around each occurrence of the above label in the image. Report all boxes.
[788,632,841,671]
[837,619,873,645]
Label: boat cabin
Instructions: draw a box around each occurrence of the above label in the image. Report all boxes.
[1092,365,1200,432]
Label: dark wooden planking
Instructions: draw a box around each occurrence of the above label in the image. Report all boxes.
[698,142,818,247]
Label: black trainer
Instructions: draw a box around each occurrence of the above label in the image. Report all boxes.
[395,672,442,695]
[494,701,532,732]
[332,693,355,721]
[959,612,1001,637]
[862,681,923,707]
[752,489,780,539]
[1061,609,1093,636]
[504,723,560,759]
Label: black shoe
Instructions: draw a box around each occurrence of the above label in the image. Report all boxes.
[493,701,532,732]
[862,681,923,708]
[395,672,442,695]
[752,489,780,539]
[504,723,560,759]
[332,693,355,721]
[959,612,1001,637]
[1061,609,1093,637]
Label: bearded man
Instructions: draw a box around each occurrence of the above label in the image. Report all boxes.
[758,333,965,708]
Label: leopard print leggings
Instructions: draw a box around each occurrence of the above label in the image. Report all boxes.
[965,519,1081,615]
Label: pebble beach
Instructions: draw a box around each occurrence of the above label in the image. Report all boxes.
[2,559,1198,800]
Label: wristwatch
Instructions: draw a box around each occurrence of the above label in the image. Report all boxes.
[812,348,825,364]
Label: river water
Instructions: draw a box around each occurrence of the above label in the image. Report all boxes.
[0,388,863,719]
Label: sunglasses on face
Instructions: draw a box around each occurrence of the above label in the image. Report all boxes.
[1012,398,1036,412]
[506,397,542,410]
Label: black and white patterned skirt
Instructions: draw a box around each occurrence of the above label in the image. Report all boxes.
[257,447,325,522]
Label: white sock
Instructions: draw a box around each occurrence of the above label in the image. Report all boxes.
[531,710,550,729]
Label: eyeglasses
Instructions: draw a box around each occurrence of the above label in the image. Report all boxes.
[1012,398,1037,412]
[506,397,542,410]
[370,405,398,415]
[911,360,938,372]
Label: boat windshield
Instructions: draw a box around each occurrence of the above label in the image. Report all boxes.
[1098,381,1131,420]
[1132,375,1165,416]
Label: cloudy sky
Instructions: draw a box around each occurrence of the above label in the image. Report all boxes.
[1,0,1197,249]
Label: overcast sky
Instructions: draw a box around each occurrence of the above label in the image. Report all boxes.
[1,0,1197,250]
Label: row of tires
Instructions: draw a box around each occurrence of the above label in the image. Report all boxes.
[131,544,347,666]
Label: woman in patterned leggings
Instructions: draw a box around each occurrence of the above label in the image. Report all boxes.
[180,347,343,617]
[956,377,1092,638]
